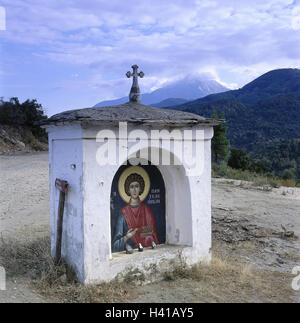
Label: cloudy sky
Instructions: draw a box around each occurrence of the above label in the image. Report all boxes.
[0,0,300,116]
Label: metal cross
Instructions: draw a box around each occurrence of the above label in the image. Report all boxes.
[126,64,144,103]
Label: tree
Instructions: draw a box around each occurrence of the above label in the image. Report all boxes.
[249,161,268,174]
[0,97,48,143]
[0,97,47,125]
[228,148,251,170]
[211,111,230,163]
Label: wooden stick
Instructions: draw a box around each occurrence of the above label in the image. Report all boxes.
[54,179,68,265]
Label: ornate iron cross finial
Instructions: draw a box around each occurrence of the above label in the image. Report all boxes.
[126,64,144,103]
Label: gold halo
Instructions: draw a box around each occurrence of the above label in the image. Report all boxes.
[118,166,150,203]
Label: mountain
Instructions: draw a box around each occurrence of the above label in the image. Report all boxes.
[94,76,228,107]
[182,68,300,106]
[94,97,128,107]
[174,92,300,151]
[165,69,300,178]
[150,98,188,108]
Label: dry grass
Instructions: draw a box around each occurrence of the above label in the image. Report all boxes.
[279,179,297,187]
[0,236,61,281]
[0,236,294,303]
[212,163,298,188]
[34,280,131,303]
[163,242,293,303]
[0,236,131,303]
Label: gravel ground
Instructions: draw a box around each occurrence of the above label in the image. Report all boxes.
[0,152,299,303]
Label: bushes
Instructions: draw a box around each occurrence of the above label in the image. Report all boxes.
[212,162,297,187]
[214,162,260,181]
[281,169,295,180]
[222,147,299,186]
[249,161,268,174]
[0,97,47,126]
[0,98,48,147]
[228,148,251,171]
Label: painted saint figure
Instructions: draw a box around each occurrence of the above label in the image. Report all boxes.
[112,173,159,253]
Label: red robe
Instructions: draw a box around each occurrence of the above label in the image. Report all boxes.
[121,200,159,248]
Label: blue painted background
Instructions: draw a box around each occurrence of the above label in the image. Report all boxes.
[110,164,166,250]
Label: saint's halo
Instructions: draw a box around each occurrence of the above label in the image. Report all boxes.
[118,166,150,203]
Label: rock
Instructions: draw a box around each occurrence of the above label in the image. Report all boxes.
[280,231,295,239]
[276,258,284,264]
[279,224,295,239]
[216,207,230,212]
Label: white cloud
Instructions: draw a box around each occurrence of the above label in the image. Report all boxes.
[1,0,300,101]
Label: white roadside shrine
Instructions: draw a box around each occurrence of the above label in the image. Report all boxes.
[41,65,220,284]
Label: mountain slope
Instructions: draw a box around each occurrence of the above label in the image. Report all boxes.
[177,93,300,151]
[94,77,228,107]
[250,138,300,181]
[179,68,300,106]
[164,69,300,177]
[150,98,188,108]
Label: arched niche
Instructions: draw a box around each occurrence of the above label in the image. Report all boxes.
[110,146,193,255]
[110,163,166,253]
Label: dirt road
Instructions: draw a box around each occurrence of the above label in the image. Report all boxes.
[0,152,299,302]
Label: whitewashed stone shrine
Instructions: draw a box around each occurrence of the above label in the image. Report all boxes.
[41,65,220,284]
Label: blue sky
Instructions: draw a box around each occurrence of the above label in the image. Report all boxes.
[0,0,300,116]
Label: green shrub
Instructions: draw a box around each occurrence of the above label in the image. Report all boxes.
[281,169,295,180]
[0,97,47,126]
[228,148,251,171]
[212,163,284,187]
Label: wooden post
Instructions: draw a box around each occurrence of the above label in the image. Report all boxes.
[54,179,68,265]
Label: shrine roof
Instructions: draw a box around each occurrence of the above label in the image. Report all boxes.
[39,101,221,127]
